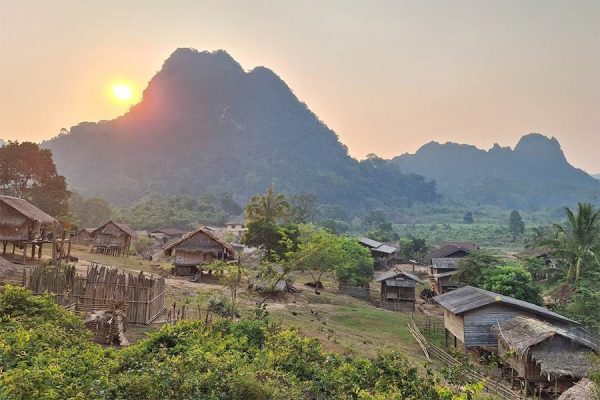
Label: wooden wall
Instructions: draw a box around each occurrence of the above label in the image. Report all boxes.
[0,202,32,241]
[444,309,465,343]
[463,304,530,348]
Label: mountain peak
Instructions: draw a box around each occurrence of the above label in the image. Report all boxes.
[514,133,565,162]
[163,48,243,73]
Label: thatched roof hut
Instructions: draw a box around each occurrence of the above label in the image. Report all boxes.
[0,195,55,241]
[91,221,135,257]
[558,378,597,400]
[156,226,235,276]
[492,316,597,382]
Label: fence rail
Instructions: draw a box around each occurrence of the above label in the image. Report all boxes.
[23,263,165,324]
[408,318,522,400]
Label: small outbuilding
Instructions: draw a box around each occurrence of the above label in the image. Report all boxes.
[427,242,478,294]
[376,269,423,312]
[492,316,598,397]
[358,237,398,268]
[150,228,187,245]
[225,216,247,239]
[156,226,235,277]
[72,228,95,245]
[0,195,57,262]
[91,221,135,257]
[434,285,576,350]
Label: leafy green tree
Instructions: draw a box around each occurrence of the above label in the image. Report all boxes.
[463,211,474,224]
[244,183,290,224]
[556,272,600,330]
[481,263,543,305]
[545,203,600,282]
[334,236,374,286]
[0,141,69,216]
[289,193,317,224]
[243,221,300,262]
[508,210,525,236]
[398,237,428,262]
[318,218,350,234]
[287,226,344,292]
[453,250,503,287]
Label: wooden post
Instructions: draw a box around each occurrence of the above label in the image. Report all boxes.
[38,243,43,259]
[52,222,57,263]
[22,242,28,263]
[31,243,36,259]
[12,243,15,254]
[444,328,448,348]
[2,241,6,256]
[66,239,71,259]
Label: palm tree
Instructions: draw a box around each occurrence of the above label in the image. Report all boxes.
[244,183,290,224]
[547,203,600,283]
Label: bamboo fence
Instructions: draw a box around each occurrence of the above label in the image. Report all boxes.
[23,263,165,324]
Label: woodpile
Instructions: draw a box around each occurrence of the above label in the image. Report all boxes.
[84,303,129,346]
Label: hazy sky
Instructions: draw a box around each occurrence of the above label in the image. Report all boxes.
[1,0,599,172]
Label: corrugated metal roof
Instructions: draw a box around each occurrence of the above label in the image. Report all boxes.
[434,285,576,324]
[431,257,461,269]
[375,269,423,283]
[433,270,457,278]
[0,195,55,224]
[358,237,382,248]
[374,244,398,254]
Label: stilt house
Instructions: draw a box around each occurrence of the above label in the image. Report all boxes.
[376,269,423,312]
[73,228,94,245]
[91,221,135,256]
[492,316,598,397]
[157,226,235,277]
[434,285,576,350]
[0,195,56,262]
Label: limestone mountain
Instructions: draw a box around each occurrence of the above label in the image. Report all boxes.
[391,134,600,209]
[43,48,438,208]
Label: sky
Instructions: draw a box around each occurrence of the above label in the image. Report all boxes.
[1,0,599,173]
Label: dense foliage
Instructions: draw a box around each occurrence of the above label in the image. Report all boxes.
[0,286,476,400]
[113,193,241,230]
[0,141,69,216]
[480,264,543,305]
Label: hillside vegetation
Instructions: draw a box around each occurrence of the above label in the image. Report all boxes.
[43,49,437,211]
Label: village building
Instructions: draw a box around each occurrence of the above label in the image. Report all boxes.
[358,237,398,268]
[375,269,423,312]
[0,195,57,263]
[72,227,95,245]
[434,285,576,351]
[156,226,235,277]
[558,378,597,400]
[91,221,135,257]
[225,216,247,239]
[491,316,598,397]
[150,227,187,245]
[427,241,479,294]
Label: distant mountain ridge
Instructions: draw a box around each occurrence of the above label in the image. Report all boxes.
[43,48,438,209]
[391,134,600,208]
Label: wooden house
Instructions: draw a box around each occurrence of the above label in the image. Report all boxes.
[0,195,56,262]
[375,269,423,312]
[492,316,598,397]
[428,241,479,294]
[434,285,576,351]
[91,221,135,257]
[72,228,94,245]
[358,237,398,268]
[225,216,247,239]
[150,228,187,245]
[157,226,235,277]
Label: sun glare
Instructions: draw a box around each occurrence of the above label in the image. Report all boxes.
[111,83,134,102]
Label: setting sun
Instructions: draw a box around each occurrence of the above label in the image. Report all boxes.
[111,83,134,102]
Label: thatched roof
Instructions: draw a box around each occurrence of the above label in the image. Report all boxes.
[492,316,597,379]
[160,226,235,255]
[151,227,187,236]
[92,221,136,238]
[558,379,598,400]
[434,285,576,324]
[0,195,55,224]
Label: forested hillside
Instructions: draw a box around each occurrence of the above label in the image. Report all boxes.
[43,48,437,210]
[392,134,600,209]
